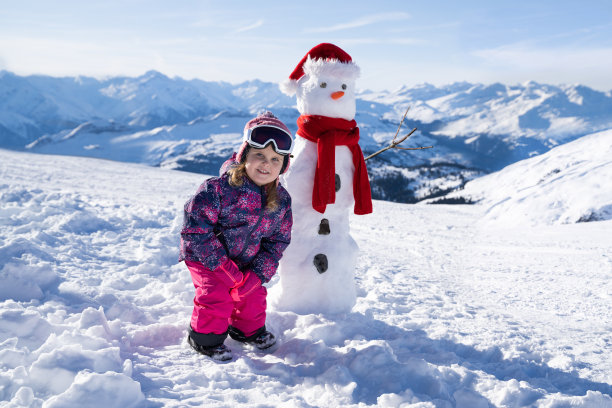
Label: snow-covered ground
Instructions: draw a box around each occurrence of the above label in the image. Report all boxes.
[1,149,611,407]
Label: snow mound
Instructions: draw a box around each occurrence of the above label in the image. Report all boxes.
[42,371,144,408]
[441,129,612,226]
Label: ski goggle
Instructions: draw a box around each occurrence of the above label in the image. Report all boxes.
[245,125,294,155]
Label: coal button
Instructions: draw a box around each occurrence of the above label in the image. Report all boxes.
[313,254,328,273]
[318,219,330,235]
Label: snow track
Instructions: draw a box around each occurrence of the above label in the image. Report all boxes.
[1,149,611,407]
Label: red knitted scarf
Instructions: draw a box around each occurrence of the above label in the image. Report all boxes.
[297,115,373,215]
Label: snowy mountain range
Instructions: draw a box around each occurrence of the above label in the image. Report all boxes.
[2,70,612,203]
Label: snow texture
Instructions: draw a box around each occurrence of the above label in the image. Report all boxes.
[1,148,611,407]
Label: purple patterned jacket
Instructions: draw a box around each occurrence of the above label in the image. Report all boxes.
[179,158,292,283]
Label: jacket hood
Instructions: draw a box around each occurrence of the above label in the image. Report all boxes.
[219,152,239,176]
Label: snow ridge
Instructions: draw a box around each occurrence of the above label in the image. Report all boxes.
[436,129,612,225]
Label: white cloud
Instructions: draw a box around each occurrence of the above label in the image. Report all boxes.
[235,19,264,33]
[305,12,411,33]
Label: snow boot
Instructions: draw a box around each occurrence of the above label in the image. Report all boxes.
[228,325,277,350]
[187,334,232,361]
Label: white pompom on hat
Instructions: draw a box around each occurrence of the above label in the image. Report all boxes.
[280,43,360,96]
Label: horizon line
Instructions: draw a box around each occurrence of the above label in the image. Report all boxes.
[1,68,610,94]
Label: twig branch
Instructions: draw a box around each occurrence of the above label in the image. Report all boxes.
[364,128,417,161]
[392,107,410,144]
[394,145,434,150]
[364,107,433,161]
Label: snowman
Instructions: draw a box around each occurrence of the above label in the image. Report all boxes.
[269,43,372,314]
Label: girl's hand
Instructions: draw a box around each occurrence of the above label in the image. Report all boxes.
[215,259,244,288]
[230,271,261,302]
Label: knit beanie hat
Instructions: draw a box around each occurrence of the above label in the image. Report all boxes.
[237,111,293,174]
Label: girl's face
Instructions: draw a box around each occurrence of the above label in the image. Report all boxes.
[244,144,284,186]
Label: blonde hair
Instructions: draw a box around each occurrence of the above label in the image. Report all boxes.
[227,163,280,212]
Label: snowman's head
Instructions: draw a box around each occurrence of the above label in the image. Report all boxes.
[280,43,360,121]
[294,56,359,120]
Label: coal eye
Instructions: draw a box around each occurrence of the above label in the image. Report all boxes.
[320,82,327,88]
[342,84,347,90]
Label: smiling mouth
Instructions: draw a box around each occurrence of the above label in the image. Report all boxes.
[257,169,270,175]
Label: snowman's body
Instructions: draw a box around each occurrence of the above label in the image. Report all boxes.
[272,138,359,313]
[269,46,368,314]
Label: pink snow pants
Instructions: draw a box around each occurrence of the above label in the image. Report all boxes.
[186,260,267,337]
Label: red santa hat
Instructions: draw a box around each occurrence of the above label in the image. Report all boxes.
[280,43,360,96]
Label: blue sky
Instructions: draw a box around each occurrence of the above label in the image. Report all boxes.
[1,0,611,91]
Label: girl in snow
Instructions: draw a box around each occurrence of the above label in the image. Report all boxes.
[179,111,293,361]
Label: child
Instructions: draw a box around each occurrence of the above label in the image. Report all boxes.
[179,111,293,361]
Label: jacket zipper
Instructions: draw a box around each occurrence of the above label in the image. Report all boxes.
[235,186,267,261]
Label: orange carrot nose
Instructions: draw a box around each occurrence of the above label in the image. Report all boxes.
[331,91,344,100]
